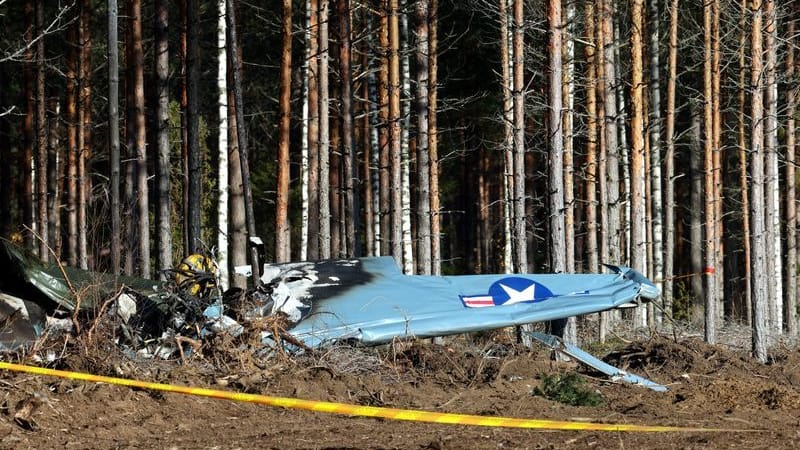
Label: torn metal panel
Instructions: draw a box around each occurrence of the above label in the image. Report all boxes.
[258,257,660,349]
[0,293,45,351]
[0,240,165,311]
[527,331,668,392]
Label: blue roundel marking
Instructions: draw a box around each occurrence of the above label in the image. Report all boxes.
[487,277,555,306]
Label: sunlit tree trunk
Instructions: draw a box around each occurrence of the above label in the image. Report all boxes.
[630,0,647,329]
[596,0,610,341]
[416,0,431,275]
[764,0,782,334]
[429,0,441,275]
[585,0,598,275]
[648,0,664,326]
[379,3,390,257]
[307,0,320,260]
[227,0,260,285]
[216,0,229,285]
[751,0,768,363]
[702,0,716,343]
[738,0,751,325]
[500,0,513,273]
[563,0,575,274]
[602,0,620,266]
[339,0,358,258]
[548,0,576,345]
[131,0,150,277]
[389,0,402,266]
[786,16,798,337]
[664,0,679,322]
[400,1,413,272]
[512,0,526,272]
[156,0,172,278]
[711,0,724,326]
[276,0,292,262]
[318,0,331,259]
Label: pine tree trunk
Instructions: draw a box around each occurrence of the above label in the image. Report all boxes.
[156,0,172,278]
[227,0,261,285]
[339,0,358,258]
[187,0,201,254]
[512,0,526,272]
[318,0,331,259]
[228,64,247,289]
[22,0,34,250]
[400,2,413,273]
[66,21,78,267]
[389,0,402,266]
[216,0,229,285]
[630,0,647,329]
[585,0,598,275]
[711,0,724,326]
[602,0,620,266]
[596,0,610,341]
[664,0,679,322]
[307,0,320,260]
[416,0,431,275]
[108,0,121,274]
[738,0,752,325]
[648,0,664,327]
[79,0,92,270]
[180,0,190,256]
[276,0,292,262]
[764,0,782,334]
[35,0,47,262]
[131,0,150,277]
[703,0,717,343]
[786,16,798,337]
[563,0,575,275]
[500,0,513,273]
[379,3,390,257]
[751,0,769,362]
[428,0,441,275]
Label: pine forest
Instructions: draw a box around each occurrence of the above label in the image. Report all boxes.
[0,0,798,362]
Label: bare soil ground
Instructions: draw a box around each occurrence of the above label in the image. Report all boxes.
[0,331,798,449]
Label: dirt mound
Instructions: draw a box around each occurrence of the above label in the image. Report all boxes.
[0,335,796,449]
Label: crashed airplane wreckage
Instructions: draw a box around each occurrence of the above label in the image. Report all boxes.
[0,240,665,391]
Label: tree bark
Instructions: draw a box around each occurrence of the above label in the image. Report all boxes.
[216,0,229,285]
[429,0,441,275]
[276,0,292,262]
[630,0,647,328]
[416,0,432,275]
[156,0,172,277]
[339,0,358,258]
[764,0,782,334]
[307,0,320,260]
[738,0,752,325]
[318,0,331,259]
[702,0,717,343]
[648,0,664,327]
[512,0,526,273]
[227,0,261,285]
[751,0,768,362]
[786,15,798,337]
[187,0,201,254]
[131,0,150,277]
[585,0,598,274]
[664,0,679,322]
[389,0,402,266]
[35,0,47,262]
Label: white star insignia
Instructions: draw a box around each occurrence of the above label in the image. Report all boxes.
[499,283,535,305]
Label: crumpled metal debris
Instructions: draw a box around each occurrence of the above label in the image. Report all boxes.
[0,240,660,364]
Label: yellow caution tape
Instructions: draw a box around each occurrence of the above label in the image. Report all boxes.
[0,361,746,432]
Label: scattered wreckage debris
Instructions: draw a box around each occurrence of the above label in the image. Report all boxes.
[0,239,664,389]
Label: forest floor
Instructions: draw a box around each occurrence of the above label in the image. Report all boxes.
[0,326,798,449]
